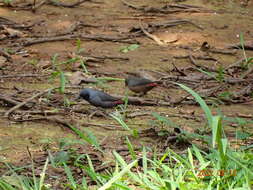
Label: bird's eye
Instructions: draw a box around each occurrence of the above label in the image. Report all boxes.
[84,94,89,99]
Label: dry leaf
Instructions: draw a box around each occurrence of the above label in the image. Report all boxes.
[69,71,96,85]
[38,60,51,69]
[3,26,25,38]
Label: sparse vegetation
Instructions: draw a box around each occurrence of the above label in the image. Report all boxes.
[1,0,253,189]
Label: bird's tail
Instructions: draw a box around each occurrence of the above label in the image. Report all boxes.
[147,82,159,87]
[115,100,124,105]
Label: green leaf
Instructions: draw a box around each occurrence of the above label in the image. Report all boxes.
[121,48,129,53]
[120,44,139,53]
[59,71,66,94]
[127,44,139,51]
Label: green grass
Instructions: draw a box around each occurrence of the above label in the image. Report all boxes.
[0,158,49,190]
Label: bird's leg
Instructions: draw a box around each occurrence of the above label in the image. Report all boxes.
[138,92,146,97]
[88,108,109,119]
[88,110,98,119]
[98,108,110,118]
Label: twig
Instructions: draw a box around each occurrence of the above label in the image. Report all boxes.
[130,19,203,35]
[197,85,224,97]
[79,33,137,43]
[10,114,126,131]
[232,84,253,98]
[226,40,253,50]
[32,0,46,12]
[139,21,165,46]
[174,55,217,61]
[4,88,55,118]
[188,55,217,72]
[81,122,125,130]
[47,0,91,8]
[226,113,253,119]
[50,117,109,131]
[20,34,137,47]
[127,111,201,121]
[159,75,201,84]
[21,35,76,46]
[241,66,253,79]
[112,94,171,106]
[0,48,12,61]
[209,48,237,55]
[80,53,129,61]
[121,0,142,10]
[0,110,65,116]
[0,74,49,78]
[6,0,91,10]
[122,0,211,14]
[224,58,246,71]
[224,78,253,84]
[26,146,35,163]
[150,19,203,30]
[170,61,187,76]
[0,95,31,109]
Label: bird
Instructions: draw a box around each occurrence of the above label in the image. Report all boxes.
[78,88,124,108]
[200,41,211,52]
[125,76,158,95]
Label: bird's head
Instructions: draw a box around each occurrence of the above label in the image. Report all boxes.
[79,89,91,101]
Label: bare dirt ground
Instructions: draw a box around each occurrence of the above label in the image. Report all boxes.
[0,0,253,175]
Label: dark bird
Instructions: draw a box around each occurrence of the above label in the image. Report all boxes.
[125,76,158,95]
[200,41,211,52]
[78,88,124,108]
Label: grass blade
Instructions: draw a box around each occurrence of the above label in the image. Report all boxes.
[176,83,213,128]
[125,137,137,160]
[98,160,138,190]
[39,158,49,190]
[67,125,102,152]
[63,163,77,189]
[59,71,66,94]
[240,33,247,62]
[110,112,130,131]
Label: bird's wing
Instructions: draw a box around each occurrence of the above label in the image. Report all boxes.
[131,78,153,86]
[97,91,118,101]
[89,96,118,108]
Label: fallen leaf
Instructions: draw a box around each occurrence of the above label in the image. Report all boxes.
[159,33,179,43]
[38,60,51,69]
[69,71,96,85]
[3,26,25,38]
